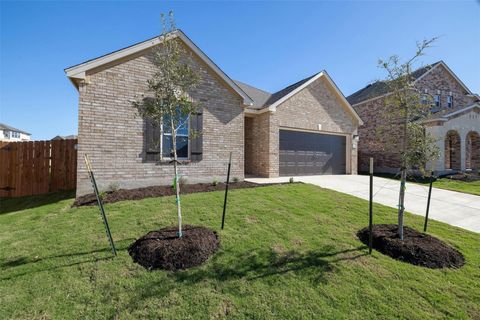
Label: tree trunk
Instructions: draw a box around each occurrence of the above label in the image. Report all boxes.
[397,168,407,240]
[171,118,183,237]
[397,102,408,240]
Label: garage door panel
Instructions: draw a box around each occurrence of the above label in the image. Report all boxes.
[279,130,346,176]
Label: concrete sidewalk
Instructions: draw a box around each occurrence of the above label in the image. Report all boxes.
[246,175,480,233]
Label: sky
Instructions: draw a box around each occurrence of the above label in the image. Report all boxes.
[1,1,479,140]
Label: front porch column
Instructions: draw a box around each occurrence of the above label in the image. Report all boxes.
[460,134,466,171]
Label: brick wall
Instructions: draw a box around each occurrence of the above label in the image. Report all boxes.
[246,76,359,176]
[76,42,245,196]
[354,64,477,173]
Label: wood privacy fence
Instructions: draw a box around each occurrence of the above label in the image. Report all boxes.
[0,139,77,198]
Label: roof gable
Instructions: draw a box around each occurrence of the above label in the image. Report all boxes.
[65,30,253,106]
[347,61,473,106]
[272,72,363,125]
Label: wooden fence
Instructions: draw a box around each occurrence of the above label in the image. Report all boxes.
[0,139,77,198]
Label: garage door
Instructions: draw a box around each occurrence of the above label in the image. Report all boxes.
[279,130,346,176]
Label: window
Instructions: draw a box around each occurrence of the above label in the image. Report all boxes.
[161,112,189,159]
[434,94,441,107]
[12,132,20,138]
[421,94,428,104]
[447,94,453,108]
[4,131,9,138]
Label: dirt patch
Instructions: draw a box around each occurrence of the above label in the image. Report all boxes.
[128,225,219,271]
[357,224,464,269]
[73,181,266,207]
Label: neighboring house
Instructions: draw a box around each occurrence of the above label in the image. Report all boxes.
[348,61,480,174]
[52,135,78,140]
[65,30,362,196]
[0,123,31,141]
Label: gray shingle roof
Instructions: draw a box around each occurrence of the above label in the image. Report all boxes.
[347,61,442,105]
[234,73,319,110]
[233,80,272,110]
[0,123,31,135]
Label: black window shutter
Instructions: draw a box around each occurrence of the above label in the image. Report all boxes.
[145,117,160,161]
[190,108,203,161]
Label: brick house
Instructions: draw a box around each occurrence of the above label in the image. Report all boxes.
[348,61,480,175]
[65,30,362,196]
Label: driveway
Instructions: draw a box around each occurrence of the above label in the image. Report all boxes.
[246,175,480,233]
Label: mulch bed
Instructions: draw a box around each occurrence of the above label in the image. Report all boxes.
[128,225,219,271]
[73,181,264,207]
[445,173,480,182]
[357,224,465,269]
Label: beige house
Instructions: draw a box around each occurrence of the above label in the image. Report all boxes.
[65,30,362,196]
[348,61,480,174]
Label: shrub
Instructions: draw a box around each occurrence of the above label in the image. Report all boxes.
[107,182,120,193]
[232,177,239,183]
[212,178,219,186]
[289,177,294,183]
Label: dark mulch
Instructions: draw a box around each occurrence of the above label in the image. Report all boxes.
[445,173,480,182]
[128,225,219,271]
[357,224,465,269]
[73,181,264,207]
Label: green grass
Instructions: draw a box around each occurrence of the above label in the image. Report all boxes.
[362,172,480,196]
[429,178,480,196]
[1,184,479,319]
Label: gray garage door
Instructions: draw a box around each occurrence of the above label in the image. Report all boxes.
[279,130,346,176]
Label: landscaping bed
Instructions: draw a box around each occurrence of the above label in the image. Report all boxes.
[357,224,465,269]
[128,225,219,271]
[73,181,263,206]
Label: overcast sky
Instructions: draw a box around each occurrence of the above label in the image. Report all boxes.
[1,1,479,140]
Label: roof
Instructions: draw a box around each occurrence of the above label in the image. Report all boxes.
[237,72,363,124]
[0,123,31,135]
[423,102,480,123]
[347,61,453,105]
[265,74,318,107]
[233,80,272,110]
[65,30,254,106]
[52,135,78,140]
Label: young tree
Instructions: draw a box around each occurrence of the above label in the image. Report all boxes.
[133,12,200,237]
[377,38,440,240]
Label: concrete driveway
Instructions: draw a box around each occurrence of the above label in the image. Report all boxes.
[246,175,480,233]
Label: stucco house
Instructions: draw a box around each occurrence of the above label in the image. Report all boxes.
[348,61,480,175]
[0,123,31,142]
[65,30,362,196]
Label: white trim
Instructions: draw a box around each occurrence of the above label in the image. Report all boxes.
[244,105,276,115]
[279,126,349,137]
[65,30,254,106]
[268,71,363,125]
[413,61,473,94]
[422,103,480,124]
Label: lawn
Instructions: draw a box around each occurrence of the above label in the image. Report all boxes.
[363,172,480,196]
[430,178,480,196]
[0,184,479,319]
